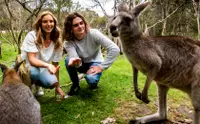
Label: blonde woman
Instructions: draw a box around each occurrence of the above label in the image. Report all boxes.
[21,11,65,98]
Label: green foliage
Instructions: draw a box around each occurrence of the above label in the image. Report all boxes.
[77,10,107,30]
[92,16,107,29]
[140,0,197,36]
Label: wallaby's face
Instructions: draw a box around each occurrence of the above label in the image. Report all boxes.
[0,61,23,85]
[110,2,151,37]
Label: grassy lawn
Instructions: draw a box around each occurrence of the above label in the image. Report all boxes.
[0,43,193,124]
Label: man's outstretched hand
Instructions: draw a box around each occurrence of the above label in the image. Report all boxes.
[68,58,82,68]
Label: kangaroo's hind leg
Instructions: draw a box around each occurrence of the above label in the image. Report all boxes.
[136,84,169,123]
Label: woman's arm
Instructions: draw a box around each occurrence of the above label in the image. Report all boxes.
[27,52,58,74]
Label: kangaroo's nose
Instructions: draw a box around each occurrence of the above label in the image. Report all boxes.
[110,24,119,37]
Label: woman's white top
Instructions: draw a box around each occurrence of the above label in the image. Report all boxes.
[21,31,63,72]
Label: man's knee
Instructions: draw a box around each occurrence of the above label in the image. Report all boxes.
[85,73,102,86]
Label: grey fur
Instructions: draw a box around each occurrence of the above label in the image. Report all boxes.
[110,1,200,124]
[0,63,41,124]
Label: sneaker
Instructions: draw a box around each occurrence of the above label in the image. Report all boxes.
[89,85,98,89]
[35,86,44,97]
[64,94,72,99]
[67,85,80,96]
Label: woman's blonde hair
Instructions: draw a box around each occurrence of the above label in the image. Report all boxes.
[32,11,62,49]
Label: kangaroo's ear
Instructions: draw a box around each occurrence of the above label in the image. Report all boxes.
[14,60,24,72]
[0,64,8,73]
[133,1,152,17]
[118,3,129,12]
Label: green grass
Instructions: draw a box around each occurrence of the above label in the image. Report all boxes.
[0,43,18,65]
[0,43,193,124]
[38,56,135,124]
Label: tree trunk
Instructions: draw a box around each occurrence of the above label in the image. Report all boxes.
[154,0,163,35]
[197,7,200,39]
[0,41,2,58]
[192,0,200,40]
[161,20,167,35]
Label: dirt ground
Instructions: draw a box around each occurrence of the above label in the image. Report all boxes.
[114,97,193,124]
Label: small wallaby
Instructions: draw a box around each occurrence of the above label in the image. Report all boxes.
[0,61,41,124]
[110,1,200,124]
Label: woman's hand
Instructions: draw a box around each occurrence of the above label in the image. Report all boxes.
[68,58,82,68]
[46,64,60,74]
[87,66,102,75]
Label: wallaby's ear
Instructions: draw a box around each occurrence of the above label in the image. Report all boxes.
[118,3,129,12]
[0,64,8,73]
[133,1,152,17]
[14,60,24,72]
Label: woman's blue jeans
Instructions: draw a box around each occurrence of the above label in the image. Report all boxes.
[65,57,102,88]
[30,66,57,88]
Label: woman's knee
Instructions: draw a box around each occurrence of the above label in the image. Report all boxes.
[39,70,58,88]
[49,82,58,89]
[40,79,57,88]
[30,67,40,80]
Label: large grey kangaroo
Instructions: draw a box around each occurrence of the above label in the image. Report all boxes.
[110,1,200,124]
